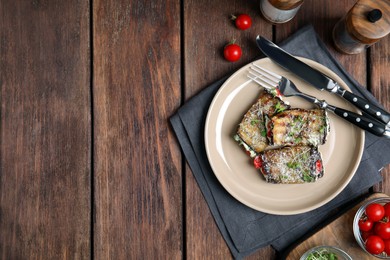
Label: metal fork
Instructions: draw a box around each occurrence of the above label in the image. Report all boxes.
[247,63,390,138]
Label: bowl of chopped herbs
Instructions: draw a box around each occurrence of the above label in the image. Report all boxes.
[300,245,352,260]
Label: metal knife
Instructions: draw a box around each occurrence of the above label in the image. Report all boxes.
[256,36,390,129]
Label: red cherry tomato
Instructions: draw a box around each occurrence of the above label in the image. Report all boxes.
[274,88,282,97]
[366,235,385,255]
[384,203,390,218]
[361,230,374,242]
[384,239,390,255]
[366,203,385,222]
[223,43,242,62]
[315,160,322,174]
[253,156,263,169]
[232,14,252,30]
[375,221,390,239]
[359,218,374,232]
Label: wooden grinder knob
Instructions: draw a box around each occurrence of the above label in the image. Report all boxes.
[347,0,390,45]
[333,0,390,54]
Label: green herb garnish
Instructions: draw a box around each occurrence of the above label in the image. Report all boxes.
[294,137,302,143]
[294,115,303,123]
[303,171,314,182]
[305,248,338,260]
[274,102,286,114]
[287,161,300,169]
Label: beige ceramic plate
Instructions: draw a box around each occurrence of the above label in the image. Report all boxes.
[204,57,364,215]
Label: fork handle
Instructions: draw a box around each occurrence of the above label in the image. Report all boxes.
[338,88,390,126]
[296,92,388,137]
[328,105,388,137]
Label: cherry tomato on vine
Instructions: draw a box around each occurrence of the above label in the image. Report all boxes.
[231,14,252,30]
[365,235,385,255]
[384,203,390,218]
[366,203,385,222]
[223,42,242,62]
[384,239,390,255]
[375,222,390,239]
[359,218,374,232]
[361,230,374,242]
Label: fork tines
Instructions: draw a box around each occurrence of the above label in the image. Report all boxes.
[248,63,282,90]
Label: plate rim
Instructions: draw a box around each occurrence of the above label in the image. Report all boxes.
[204,57,365,215]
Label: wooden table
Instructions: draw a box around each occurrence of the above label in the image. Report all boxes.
[1,0,389,259]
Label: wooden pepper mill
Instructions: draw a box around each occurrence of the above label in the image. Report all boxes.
[260,0,304,23]
[333,0,390,54]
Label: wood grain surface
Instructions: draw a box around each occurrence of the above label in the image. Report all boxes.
[372,34,390,195]
[1,0,389,259]
[0,0,91,259]
[348,0,390,43]
[92,0,182,259]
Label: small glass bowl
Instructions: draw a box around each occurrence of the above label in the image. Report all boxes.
[300,245,352,260]
[353,197,390,259]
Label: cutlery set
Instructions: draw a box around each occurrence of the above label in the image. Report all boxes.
[249,36,390,138]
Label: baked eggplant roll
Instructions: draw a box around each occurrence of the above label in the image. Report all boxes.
[234,91,290,156]
[265,108,329,147]
[254,145,324,184]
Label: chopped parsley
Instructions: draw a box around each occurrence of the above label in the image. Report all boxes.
[294,137,302,143]
[287,161,300,169]
[294,115,303,123]
[274,102,286,114]
[303,171,315,182]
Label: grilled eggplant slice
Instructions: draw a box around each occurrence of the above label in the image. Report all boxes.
[266,108,329,147]
[254,145,324,184]
[234,91,289,156]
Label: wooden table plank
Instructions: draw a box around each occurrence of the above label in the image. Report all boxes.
[371,35,390,194]
[92,0,182,259]
[0,1,91,259]
[183,1,273,259]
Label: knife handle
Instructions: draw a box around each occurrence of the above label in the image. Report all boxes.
[331,106,386,137]
[341,90,390,125]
